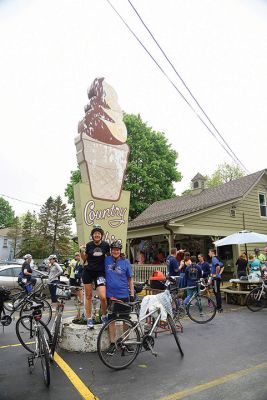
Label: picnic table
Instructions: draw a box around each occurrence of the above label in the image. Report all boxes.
[221,278,260,306]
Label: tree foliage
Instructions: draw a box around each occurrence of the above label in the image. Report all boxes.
[18,197,73,260]
[65,113,182,220]
[206,163,245,188]
[0,197,15,228]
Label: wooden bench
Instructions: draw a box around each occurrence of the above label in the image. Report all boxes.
[221,288,250,306]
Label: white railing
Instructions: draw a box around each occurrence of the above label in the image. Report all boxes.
[132,264,167,283]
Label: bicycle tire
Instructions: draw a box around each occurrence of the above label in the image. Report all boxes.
[50,314,62,357]
[246,287,266,312]
[38,328,51,387]
[97,317,141,370]
[187,295,216,324]
[16,315,52,354]
[20,298,52,326]
[167,314,184,356]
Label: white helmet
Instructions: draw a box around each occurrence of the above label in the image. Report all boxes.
[48,254,57,261]
[23,254,32,260]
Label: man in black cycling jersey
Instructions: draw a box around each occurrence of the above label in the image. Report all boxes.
[80,225,110,329]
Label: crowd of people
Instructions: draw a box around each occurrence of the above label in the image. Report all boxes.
[19,233,267,329]
[235,247,267,279]
[166,247,224,312]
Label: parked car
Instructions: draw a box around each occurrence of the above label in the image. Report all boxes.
[0,264,69,290]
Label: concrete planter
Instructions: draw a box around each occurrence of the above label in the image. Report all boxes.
[59,317,107,352]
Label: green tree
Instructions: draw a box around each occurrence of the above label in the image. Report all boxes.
[65,169,81,219]
[65,113,182,219]
[206,163,245,188]
[49,196,72,258]
[19,211,39,257]
[0,197,15,228]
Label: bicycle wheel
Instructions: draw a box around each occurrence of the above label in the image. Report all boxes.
[50,314,62,357]
[167,314,184,356]
[38,328,50,387]
[16,316,52,354]
[246,287,266,312]
[97,317,141,370]
[187,295,216,324]
[3,291,25,312]
[20,298,52,326]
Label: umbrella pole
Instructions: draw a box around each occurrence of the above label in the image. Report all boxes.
[245,243,248,258]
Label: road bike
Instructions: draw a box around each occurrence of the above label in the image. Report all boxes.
[16,301,52,387]
[97,282,184,370]
[246,278,267,311]
[49,283,82,357]
[1,277,52,327]
[170,279,217,324]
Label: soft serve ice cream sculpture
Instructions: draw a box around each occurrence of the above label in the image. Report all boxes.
[75,77,130,201]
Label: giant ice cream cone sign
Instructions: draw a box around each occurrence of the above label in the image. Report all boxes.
[75,77,130,201]
[74,78,130,250]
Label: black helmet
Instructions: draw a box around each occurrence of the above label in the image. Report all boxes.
[91,225,104,237]
[110,240,122,249]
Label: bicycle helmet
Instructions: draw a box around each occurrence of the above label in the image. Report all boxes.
[23,254,32,260]
[48,254,58,261]
[110,240,122,249]
[91,225,104,237]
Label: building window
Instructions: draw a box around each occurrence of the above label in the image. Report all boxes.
[193,181,199,189]
[259,193,267,217]
[3,238,8,248]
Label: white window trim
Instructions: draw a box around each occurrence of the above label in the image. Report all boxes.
[258,192,267,219]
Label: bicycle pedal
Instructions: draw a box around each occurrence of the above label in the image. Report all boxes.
[28,355,34,367]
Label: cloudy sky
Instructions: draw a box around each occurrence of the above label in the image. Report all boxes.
[1,0,267,222]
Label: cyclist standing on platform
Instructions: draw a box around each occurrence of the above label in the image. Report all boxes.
[80,225,110,329]
[104,240,135,355]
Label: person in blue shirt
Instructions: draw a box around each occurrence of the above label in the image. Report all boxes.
[105,240,135,310]
[184,256,202,304]
[104,240,135,355]
[166,248,179,276]
[208,248,224,312]
[197,254,211,280]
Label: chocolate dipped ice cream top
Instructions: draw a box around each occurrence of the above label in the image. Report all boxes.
[78,77,127,145]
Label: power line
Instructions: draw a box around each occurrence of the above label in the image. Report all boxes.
[0,193,42,207]
[127,0,249,174]
[106,0,249,173]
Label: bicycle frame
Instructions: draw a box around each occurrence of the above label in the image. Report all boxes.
[113,306,162,347]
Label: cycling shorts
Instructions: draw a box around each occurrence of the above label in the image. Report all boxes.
[82,269,106,287]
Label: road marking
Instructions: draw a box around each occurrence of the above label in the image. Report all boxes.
[160,361,267,400]
[54,352,99,400]
[0,341,34,349]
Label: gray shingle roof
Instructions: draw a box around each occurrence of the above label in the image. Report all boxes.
[128,169,266,229]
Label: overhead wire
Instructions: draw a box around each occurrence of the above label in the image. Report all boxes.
[127,0,249,174]
[106,0,249,173]
[0,193,42,207]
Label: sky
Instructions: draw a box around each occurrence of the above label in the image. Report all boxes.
[1,0,267,226]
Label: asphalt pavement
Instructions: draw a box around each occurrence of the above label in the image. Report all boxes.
[1,299,267,400]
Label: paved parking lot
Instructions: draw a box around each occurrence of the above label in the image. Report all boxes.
[1,301,267,400]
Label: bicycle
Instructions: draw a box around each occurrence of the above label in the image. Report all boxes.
[3,276,48,312]
[246,278,267,311]
[16,301,52,387]
[49,283,83,357]
[170,278,217,324]
[1,277,52,327]
[97,280,184,370]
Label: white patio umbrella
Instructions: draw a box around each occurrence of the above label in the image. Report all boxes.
[214,230,267,247]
